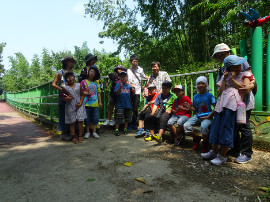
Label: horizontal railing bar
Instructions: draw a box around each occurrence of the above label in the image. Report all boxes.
[6,94,58,99]
[169,69,218,77]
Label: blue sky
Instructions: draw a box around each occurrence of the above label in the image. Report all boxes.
[0,0,119,69]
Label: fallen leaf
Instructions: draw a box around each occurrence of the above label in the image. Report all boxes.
[267,116,270,122]
[135,178,146,184]
[124,162,132,167]
[87,178,95,182]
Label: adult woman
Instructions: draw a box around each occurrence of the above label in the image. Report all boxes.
[52,56,77,140]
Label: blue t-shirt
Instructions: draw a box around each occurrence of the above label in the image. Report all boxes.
[114,83,132,109]
[193,92,216,115]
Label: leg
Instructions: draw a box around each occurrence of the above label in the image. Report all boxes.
[131,94,140,127]
[84,107,91,139]
[69,123,77,143]
[220,146,230,157]
[92,107,100,138]
[78,121,84,143]
[200,119,212,153]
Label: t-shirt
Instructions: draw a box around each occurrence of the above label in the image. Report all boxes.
[146,92,160,110]
[127,66,146,95]
[172,96,192,118]
[81,80,101,107]
[154,92,177,110]
[193,92,216,115]
[114,83,132,109]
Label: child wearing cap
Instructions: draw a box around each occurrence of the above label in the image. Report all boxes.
[81,66,102,139]
[79,53,98,82]
[168,85,192,146]
[183,76,216,153]
[135,84,160,138]
[114,71,135,136]
[201,55,254,166]
[103,65,126,127]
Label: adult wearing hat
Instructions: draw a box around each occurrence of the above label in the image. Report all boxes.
[79,53,98,82]
[52,56,77,141]
[136,83,160,137]
[212,43,255,164]
[103,65,127,126]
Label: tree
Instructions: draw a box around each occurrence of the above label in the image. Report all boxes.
[0,42,6,94]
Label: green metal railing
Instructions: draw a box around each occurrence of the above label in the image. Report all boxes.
[4,69,269,123]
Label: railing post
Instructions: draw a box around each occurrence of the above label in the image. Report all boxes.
[208,73,215,97]
[190,78,194,102]
[103,81,106,120]
[49,83,53,121]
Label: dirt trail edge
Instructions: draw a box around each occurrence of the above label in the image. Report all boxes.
[0,103,269,201]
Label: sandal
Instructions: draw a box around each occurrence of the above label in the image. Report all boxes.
[72,135,78,144]
[78,135,84,143]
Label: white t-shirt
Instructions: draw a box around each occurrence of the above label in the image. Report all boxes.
[127,66,145,95]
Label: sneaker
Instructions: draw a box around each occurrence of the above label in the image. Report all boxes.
[144,134,153,141]
[103,120,110,126]
[135,128,145,138]
[201,150,217,160]
[109,120,116,126]
[201,141,209,153]
[192,136,201,150]
[84,132,90,139]
[210,154,227,166]
[152,134,162,143]
[234,154,252,164]
[114,129,120,136]
[92,133,99,139]
[123,128,128,135]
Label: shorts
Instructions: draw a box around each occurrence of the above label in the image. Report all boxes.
[183,115,212,135]
[116,108,132,124]
[168,115,189,126]
[85,106,99,125]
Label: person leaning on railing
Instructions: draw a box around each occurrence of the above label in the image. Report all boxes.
[51,56,77,141]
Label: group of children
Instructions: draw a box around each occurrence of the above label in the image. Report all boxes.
[53,49,255,166]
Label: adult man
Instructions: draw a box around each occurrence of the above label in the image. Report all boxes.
[212,43,255,163]
[127,54,148,130]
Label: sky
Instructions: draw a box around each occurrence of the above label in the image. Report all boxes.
[0,0,120,69]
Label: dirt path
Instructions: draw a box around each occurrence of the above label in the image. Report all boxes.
[0,103,269,201]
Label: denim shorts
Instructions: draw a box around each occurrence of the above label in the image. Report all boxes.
[168,115,189,126]
[183,115,212,135]
[209,108,236,148]
[85,107,99,125]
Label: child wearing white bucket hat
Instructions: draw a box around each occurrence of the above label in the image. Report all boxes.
[183,76,216,153]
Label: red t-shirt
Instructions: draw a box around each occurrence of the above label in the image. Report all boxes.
[172,96,192,118]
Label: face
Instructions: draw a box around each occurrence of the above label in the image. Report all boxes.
[148,87,156,95]
[66,75,75,85]
[120,74,128,83]
[197,81,207,93]
[162,86,170,95]
[174,89,184,98]
[117,69,123,74]
[215,51,230,63]
[230,65,241,75]
[88,69,96,80]
[66,61,75,69]
[88,59,97,67]
[152,64,160,75]
[131,59,138,68]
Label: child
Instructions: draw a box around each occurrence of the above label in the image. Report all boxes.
[103,65,126,126]
[81,66,102,139]
[168,85,192,146]
[144,80,177,142]
[136,84,160,138]
[114,71,134,136]
[183,76,216,153]
[201,55,254,166]
[51,56,77,141]
[62,71,86,143]
[79,53,98,82]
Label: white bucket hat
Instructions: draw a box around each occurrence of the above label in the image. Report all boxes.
[212,43,231,58]
[196,76,212,91]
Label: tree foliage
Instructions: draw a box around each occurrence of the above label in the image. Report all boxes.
[0,42,6,94]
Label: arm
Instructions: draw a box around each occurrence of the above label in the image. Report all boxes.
[98,92,102,109]
[115,83,123,95]
[76,85,85,109]
[230,72,245,89]
[150,105,158,117]
[218,72,228,94]
[51,74,62,91]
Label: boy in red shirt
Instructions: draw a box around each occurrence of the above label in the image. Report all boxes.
[168,85,192,146]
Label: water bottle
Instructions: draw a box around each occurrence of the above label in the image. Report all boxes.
[236,101,246,124]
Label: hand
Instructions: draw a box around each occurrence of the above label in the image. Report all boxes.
[75,103,82,109]
[230,71,236,78]
[166,109,171,114]
[200,115,209,120]
[239,84,252,94]
[99,102,103,109]
[63,95,72,102]
[185,102,192,110]
[149,111,154,117]
[82,71,87,76]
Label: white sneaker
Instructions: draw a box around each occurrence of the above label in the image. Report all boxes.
[210,154,227,166]
[92,133,99,139]
[201,150,217,160]
[84,132,90,139]
[109,120,116,126]
[103,120,110,126]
